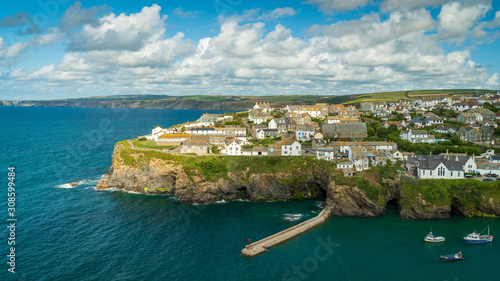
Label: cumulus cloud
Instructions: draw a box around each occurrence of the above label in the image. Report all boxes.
[303,0,370,13]
[67,4,166,52]
[60,1,108,32]
[437,1,491,43]
[257,7,297,20]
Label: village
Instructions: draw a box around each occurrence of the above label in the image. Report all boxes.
[142,91,500,180]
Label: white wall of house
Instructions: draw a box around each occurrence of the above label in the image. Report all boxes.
[316,150,334,161]
[268,119,277,129]
[282,142,301,156]
[418,163,463,179]
[337,162,354,169]
[225,142,242,156]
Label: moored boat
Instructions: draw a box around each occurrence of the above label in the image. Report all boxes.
[424,229,445,243]
[464,225,494,244]
[440,251,464,261]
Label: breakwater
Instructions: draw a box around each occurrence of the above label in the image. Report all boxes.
[241,208,330,257]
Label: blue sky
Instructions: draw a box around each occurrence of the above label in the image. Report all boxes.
[0,0,499,100]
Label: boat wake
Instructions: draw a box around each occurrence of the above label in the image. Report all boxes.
[282,213,303,221]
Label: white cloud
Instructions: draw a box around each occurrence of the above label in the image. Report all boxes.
[30,28,63,47]
[437,1,491,43]
[257,7,297,21]
[67,4,166,51]
[303,0,370,13]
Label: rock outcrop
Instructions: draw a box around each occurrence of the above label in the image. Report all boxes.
[96,142,326,204]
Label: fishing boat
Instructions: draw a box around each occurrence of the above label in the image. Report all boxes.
[440,251,464,261]
[464,225,494,244]
[424,229,445,243]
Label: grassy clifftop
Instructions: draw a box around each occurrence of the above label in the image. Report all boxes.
[116,140,334,183]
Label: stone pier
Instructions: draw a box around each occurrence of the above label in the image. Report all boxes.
[241,208,330,257]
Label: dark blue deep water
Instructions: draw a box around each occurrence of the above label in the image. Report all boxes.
[1,107,499,281]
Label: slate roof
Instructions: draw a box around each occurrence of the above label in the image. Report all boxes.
[419,158,463,171]
[335,123,367,132]
[191,127,215,131]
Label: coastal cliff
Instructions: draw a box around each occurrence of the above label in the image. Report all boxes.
[97,141,327,203]
[97,141,500,219]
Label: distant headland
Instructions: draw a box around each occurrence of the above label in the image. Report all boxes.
[1,89,498,111]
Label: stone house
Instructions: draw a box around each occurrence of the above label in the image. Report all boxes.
[360,102,375,111]
[180,140,210,155]
[268,117,297,133]
[321,123,367,139]
[248,109,272,124]
[253,102,272,113]
[198,113,221,126]
[157,134,190,146]
[456,126,493,143]
[285,112,312,125]
[457,112,482,124]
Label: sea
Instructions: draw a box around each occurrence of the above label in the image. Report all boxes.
[1,107,499,281]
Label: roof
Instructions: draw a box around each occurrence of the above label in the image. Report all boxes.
[419,158,463,171]
[183,139,209,146]
[332,123,367,132]
[262,128,279,132]
[296,124,314,131]
[190,127,215,131]
[282,140,299,145]
[317,147,334,152]
[158,134,190,138]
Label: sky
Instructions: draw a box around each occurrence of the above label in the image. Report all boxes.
[0,0,499,100]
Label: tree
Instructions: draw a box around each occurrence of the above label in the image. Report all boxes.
[211,144,219,154]
[181,126,186,133]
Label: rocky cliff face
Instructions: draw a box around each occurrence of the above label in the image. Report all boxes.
[97,142,500,219]
[96,143,326,204]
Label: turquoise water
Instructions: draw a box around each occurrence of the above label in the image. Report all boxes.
[1,107,499,281]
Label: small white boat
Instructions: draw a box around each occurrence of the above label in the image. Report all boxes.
[424,229,445,243]
[464,225,493,244]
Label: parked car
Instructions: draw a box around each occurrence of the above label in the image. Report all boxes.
[465,174,473,178]
[483,178,495,182]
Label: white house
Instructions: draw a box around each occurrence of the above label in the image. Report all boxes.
[337,161,354,169]
[418,159,464,179]
[253,102,272,113]
[281,140,301,156]
[151,126,165,141]
[399,129,435,143]
[256,128,279,140]
[224,141,242,156]
[316,147,334,161]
